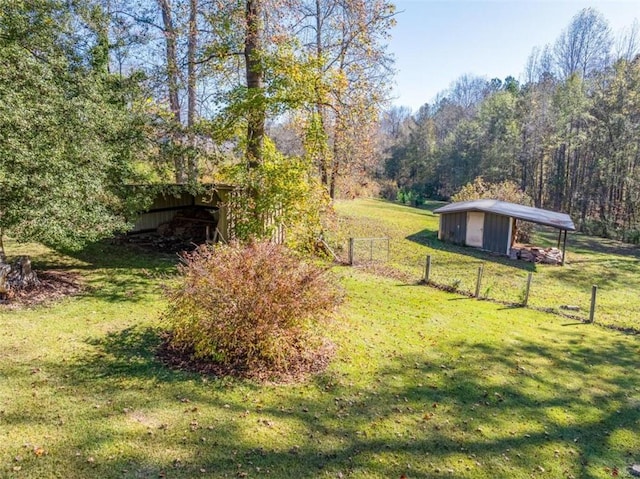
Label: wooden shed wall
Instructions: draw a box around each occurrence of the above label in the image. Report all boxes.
[132,210,181,232]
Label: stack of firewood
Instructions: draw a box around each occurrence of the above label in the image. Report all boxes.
[125,233,199,253]
[512,246,563,264]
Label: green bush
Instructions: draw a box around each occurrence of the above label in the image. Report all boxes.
[220,140,330,251]
[163,241,340,379]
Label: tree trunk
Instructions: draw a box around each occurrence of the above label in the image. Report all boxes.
[245,0,265,170]
[157,0,186,183]
[314,0,330,189]
[329,116,343,199]
[187,0,198,181]
[0,228,5,264]
[537,149,544,207]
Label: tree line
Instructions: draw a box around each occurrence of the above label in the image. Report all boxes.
[382,8,640,243]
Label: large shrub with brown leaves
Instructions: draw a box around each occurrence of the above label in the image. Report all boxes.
[163,241,340,379]
[452,177,535,242]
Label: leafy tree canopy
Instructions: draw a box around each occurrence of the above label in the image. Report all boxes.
[0,1,152,252]
[452,177,533,205]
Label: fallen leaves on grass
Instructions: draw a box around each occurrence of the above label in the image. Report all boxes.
[2,270,83,309]
[33,446,46,457]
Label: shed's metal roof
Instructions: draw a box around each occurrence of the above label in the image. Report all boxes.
[433,199,576,231]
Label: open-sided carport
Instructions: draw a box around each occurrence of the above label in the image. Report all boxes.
[433,199,576,265]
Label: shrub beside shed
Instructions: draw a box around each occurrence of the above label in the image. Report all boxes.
[433,200,576,264]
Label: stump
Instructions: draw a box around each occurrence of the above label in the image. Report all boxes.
[0,256,40,301]
[0,263,10,300]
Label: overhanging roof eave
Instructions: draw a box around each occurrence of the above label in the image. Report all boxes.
[508,215,576,231]
[433,200,575,231]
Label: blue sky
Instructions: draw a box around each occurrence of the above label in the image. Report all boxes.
[389,1,640,111]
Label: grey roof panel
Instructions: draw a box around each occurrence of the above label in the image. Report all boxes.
[433,199,575,231]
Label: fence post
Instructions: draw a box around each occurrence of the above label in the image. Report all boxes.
[589,285,597,323]
[523,272,533,306]
[348,238,354,265]
[475,264,484,298]
[424,255,432,283]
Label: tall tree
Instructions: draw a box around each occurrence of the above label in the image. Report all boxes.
[476,88,521,183]
[554,7,612,79]
[448,74,489,113]
[107,0,208,183]
[615,19,640,62]
[589,56,640,235]
[296,0,396,198]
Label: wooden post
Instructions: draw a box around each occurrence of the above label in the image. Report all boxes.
[523,272,533,306]
[349,238,354,265]
[348,238,354,265]
[561,230,568,266]
[589,285,597,323]
[475,264,484,298]
[425,255,432,283]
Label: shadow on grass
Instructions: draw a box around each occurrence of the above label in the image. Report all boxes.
[31,240,180,304]
[550,260,635,289]
[535,228,640,259]
[63,240,178,270]
[19,321,637,478]
[80,326,174,380]
[569,234,640,258]
[497,304,525,310]
[406,227,536,273]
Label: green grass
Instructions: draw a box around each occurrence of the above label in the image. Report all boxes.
[1,203,639,478]
[332,198,640,331]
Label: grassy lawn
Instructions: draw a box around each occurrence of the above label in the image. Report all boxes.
[332,198,640,331]
[1,200,639,478]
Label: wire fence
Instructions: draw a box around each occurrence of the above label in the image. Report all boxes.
[347,237,390,265]
[420,254,621,329]
[336,234,637,332]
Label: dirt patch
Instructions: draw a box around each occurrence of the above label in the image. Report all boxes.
[354,261,414,282]
[0,269,84,309]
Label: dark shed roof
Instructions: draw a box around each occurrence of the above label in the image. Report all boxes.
[433,200,575,231]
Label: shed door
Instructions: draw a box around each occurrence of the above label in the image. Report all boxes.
[482,213,511,254]
[440,212,467,245]
[465,212,484,247]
